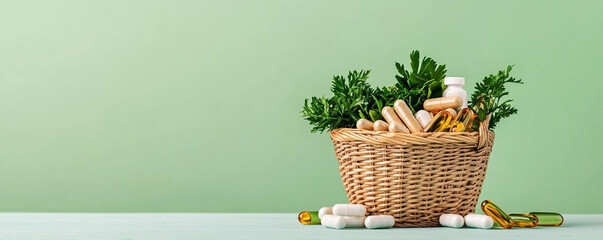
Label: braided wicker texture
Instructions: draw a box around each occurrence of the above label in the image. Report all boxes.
[329,122,495,227]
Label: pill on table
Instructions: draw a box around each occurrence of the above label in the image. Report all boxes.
[365,215,395,229]
[393,100,423,133]
[509,213,538,228]
[481,200,514,229]
[318,207,333,219]
[332,204,366,216]
[415,110,432,128]
[389,121,410,133]
[439,214,464,228]
[529,212,564,226]
[321,215,346,229]
[298,211,321,225]
[342,216,365,228]
[356,119,374,130]
[464,213,494,229]
[373,120,389,131]
[423,97,463,112]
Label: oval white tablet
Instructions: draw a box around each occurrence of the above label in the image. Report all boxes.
[318,207,333,219]
[439,214,464,228]
[415,110,432,128]
[321,215,346,229]
[364,215,395,229]
[464,213,494,229]
[332,204,366,216]
[342,216,365,228]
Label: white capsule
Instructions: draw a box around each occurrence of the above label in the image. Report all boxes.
[464,213,494,229]
[439,214,464,228]
[415,110,432,128]
[318,207,332,219]
[332,204,367,216]
[342,216,365,228]
[321,215,346,229]
[364,215,395,229]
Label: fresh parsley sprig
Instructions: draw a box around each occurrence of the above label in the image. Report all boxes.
[302,70,372,133]
[470,65,524,130]
[302,51,449,133]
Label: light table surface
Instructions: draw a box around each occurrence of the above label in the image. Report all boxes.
[0,213,601,239]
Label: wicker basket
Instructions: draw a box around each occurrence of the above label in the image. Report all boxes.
[329,117,495,227]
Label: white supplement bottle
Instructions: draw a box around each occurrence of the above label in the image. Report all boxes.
[442,77,468,109]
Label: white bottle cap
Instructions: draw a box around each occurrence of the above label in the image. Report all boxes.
[444,77,465,86]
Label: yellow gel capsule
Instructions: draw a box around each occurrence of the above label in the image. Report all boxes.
[509,214,539,228]
[298,211,321,225]
[481,200,514,229]
[424,111,453,132]
[449,108,476,132]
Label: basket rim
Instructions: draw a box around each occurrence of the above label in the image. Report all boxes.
[330,128,495,147]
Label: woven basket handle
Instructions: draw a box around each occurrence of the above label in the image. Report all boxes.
[477,114,491,150]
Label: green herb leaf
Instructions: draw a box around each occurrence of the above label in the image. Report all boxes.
[469,65,523,130]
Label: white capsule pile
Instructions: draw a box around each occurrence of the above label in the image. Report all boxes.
[439,213,495,229]
[318,207,333,219]
[317,204,395,229]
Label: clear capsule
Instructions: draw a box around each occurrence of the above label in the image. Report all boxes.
[449,108,476,132]
[424,111,453,132]
[509,213,539,228]
[529,212,564,226]
[298,211,321,225]
[481,200,514,229]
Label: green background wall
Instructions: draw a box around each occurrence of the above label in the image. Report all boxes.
[0,0,601,213]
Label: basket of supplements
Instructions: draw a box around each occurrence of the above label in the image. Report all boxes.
[301,51,523,227]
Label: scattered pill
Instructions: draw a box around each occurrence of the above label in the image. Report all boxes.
[318,207,333,219]
[389,121,410,133]
[342,216,366,228]
[321,215,346,229]
[394,100,423,133]
[298,211,321,225]
[373,120,389,131]
[365,215,395,229]
[529,212,564,226]
[439,214,464,228]
[464,213,494,229]
[481,200,514,229]
[415,110,432,128]
[356,119,374,130]
[332,204,366,217]
[423,96,463,112]
[509,213,538,228]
